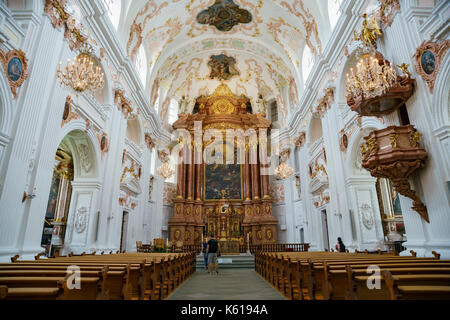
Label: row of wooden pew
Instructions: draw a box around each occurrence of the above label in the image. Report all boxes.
[0,252,196,300]
[255,251,450,300]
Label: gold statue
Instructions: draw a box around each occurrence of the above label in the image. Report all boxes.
[367,138,378,154]
[360,143,368,156]
[354,14,383,48]
[410,130,422,148]
[397,63,411,77]
[390,134,399,148]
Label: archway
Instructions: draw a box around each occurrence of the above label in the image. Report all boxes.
[40,129,98,256]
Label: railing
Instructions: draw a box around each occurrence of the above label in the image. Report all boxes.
[139,243,310,254]
[248,243,310,253]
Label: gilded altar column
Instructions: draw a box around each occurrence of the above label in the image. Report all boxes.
[250,141,261,200]
[243,140,253,240]
[176,146,185,199]
[51,157,74,250]
[184,142,196,244]
[259,133,270,200]
[170,145,187,243]
[250,139,262,245]
[194,137,204,243]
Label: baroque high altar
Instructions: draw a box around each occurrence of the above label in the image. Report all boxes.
[168,84,278,248]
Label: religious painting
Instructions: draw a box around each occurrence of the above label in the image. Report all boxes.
[0,49,28,98]
[63,98,70,121]
[421,51,436,75]
[414,40,450,93]
[45,171,61,220]
[7,57,23,82]
[204,163,243,200]
[196,0,252,32]
[101,136,107,151]
[388,179,402,216]
[208,54,240,81]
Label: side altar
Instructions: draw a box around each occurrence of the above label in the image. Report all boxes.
[168,83,278,246]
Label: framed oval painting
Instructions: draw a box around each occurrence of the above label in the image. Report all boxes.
[7,57,23,82]
[421,51,436,75]
[0,49,28,98]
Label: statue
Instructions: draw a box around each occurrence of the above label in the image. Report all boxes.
[178,96,189,114]
[256,94,267,115]
[354,14,382,48]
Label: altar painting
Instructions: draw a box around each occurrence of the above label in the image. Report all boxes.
[204,164,243,200]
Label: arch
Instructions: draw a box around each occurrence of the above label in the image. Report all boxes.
[308,116,323,145]
[334,44,362,105]
[135,44,148,88]
[301,44,315,83]
[126,116,144,146]
[431,50,450,129]
[93,57,114,106]
[54,120,101,180]
[0,67,14,135]
[328,0,343,31]
[346,118,384,177]
[102,0,122,30]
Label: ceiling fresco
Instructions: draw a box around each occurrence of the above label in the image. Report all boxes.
[208,54,240,81]
[122,0,330,126]
[196,0,253,32]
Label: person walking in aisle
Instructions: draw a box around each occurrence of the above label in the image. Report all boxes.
[206,233,221,275]
[202,237,208,270]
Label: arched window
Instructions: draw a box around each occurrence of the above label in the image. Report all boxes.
[136,45,148,87]
[102,0,121,30]
[302,46,315,82]
[328,0,343,30]
[167,99,179,125]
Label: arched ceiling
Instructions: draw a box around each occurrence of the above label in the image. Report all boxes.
[122,0,331,125]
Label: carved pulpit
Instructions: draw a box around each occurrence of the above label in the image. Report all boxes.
[168,83,278,246]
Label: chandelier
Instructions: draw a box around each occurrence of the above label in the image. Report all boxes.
[57,43,105,94]
[157,161,175,179]
[346,53,397,101]
[275,161,294,180]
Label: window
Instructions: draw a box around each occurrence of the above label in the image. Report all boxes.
[102,0,121,30]
[136,45,148,86]
[167,99,179,125]
[302,46,315,82]
[328,0,343,30]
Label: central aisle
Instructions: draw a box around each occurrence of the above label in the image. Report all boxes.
[168,269,286,300]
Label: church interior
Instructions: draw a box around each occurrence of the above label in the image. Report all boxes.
[0,0,449,301]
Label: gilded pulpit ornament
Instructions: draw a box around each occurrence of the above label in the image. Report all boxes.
[361,125,429,222]
[0,49,29,99]
[196,0,252,32]
[208,54,240,81]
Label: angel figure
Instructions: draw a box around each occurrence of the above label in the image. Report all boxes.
[354,14,383,48]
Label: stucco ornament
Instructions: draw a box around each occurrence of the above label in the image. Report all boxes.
[75,206,88,233]
[360,203,374,230]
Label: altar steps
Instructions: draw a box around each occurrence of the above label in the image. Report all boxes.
[196,254,255,269]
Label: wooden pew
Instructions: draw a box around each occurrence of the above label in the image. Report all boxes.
[383,270,450,300]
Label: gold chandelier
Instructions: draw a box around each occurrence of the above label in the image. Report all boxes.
[346,53,397,100]
[157,161,175,179]
[57,43,105,93]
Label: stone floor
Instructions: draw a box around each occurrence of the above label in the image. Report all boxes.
[167,269,286,300]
